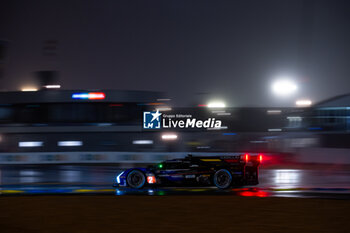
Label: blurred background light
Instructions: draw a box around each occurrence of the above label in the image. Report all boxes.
[161,134,178,140]
[287,116,302,121]
[296,99,312,107]
[44,84,61,89]
[207,101,226,108]
[21,87,38,92]
[155,107,172,111]
[19,141,43,147]
[272,79,297,96]
[72,92,105,100]
[267,110,282,114]
[58,141,83,146]
[132,140,153,145]
[268,128,282,132]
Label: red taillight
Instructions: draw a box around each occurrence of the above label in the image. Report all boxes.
[245,154,249,162]
[259,154,263,163]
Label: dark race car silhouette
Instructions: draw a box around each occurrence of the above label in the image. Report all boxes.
[114,154,262,189]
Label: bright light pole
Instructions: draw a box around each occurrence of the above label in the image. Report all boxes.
[161,133,178,140]
[21,87,38,92]
[207,101,226,108]
[44,85,61,89]
[295,99,312,107]
[272,79,297,97]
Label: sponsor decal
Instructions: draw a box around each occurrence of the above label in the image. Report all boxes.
[147,176,156,184]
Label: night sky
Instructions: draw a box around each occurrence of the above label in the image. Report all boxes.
[1,0,350,107]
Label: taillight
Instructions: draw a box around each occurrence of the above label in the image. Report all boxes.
[240,153,250,163]
[259,154,263,163]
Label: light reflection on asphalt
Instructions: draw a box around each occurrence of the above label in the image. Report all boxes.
[0,166,349,198]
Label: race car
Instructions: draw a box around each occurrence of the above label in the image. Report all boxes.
[113,154,262,189]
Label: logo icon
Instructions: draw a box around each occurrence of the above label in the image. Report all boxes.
[143,110,162,129]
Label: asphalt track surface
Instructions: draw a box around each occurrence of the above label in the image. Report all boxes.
[1,195,349,233]
[0,165,350,199]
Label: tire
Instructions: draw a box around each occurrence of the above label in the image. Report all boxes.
[213,169,232,189]
[127,170,146,189]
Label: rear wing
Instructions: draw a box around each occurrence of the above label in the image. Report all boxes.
[221,154,262,165]
[188,154,263,165]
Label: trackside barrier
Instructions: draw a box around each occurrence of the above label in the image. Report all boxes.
[296,147,350,165]
[1,187,349,196]
[0,152,265,165]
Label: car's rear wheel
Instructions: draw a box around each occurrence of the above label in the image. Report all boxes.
[213,169,232,189]
[127,170,146,189]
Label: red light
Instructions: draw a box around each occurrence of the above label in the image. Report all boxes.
[239,191,254,197]
[89,92,105,100]
[147,102,163,106]
[259,154,263,162]
[245,154,249,162]
[197,104,207,107]
[238,190,268,197]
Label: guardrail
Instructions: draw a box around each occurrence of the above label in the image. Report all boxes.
[0,152,253,165]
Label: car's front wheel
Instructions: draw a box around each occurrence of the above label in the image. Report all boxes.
[127,170,146,189]
[213,169,232,189]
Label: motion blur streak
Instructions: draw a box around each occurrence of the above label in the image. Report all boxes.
[296,99,312,106]
[161,134,178,140]
[274,169,301,186]
[57,141,83,146]
[18,141,44,147]
[0,166,349,198]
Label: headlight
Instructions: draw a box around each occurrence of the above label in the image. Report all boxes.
[116,172,123,183]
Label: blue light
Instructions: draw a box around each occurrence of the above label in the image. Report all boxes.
[148,189,154,195]
[309,127,322,130]
[116,189,124,196]
[223,133,236,136]
[72,93,90,99]
[72,92,105,100]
